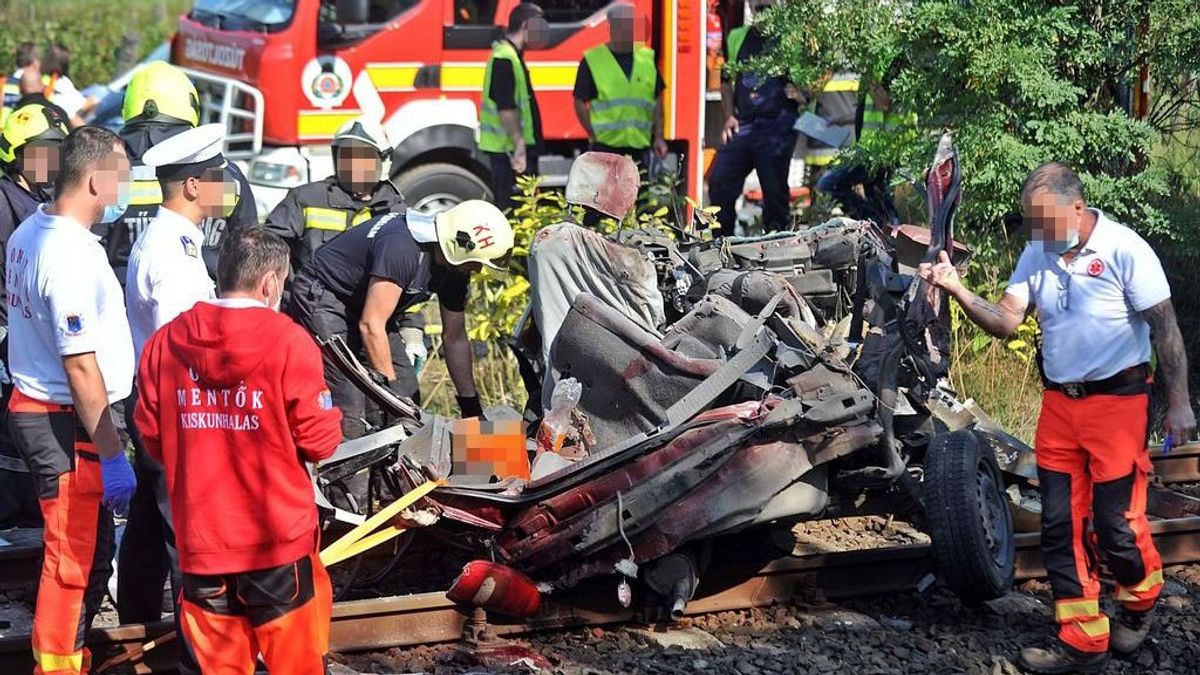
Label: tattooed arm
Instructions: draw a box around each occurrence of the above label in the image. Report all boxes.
[918,250,1028,338]
[1142,299,1197,440]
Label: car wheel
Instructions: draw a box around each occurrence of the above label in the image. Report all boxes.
[923,429,1015,602]
[394,162,491,215]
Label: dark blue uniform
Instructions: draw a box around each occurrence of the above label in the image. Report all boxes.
[287,212,468,439]
[708,27,800,236]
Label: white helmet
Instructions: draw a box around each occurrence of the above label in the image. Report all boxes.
[435,200,515,272]
[332,116,390,155]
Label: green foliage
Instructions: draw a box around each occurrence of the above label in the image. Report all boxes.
[754,0,1200,268]
[0,0,190,86]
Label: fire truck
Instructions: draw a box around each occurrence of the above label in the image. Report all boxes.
[171,0,718,215]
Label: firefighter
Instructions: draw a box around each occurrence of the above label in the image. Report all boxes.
[102,61,257,285]
[707,0,804,236]
[480,2,547,211]
[815,77,913,224]
[801,71,859,177]
[572,3,668,165]
[120,125,228,674]
[134,228,341,674]
[264,117,427,382]
[919,163,1195,674]
[6,125,137,675]
[0,102,69,529]
[287,200,514,437]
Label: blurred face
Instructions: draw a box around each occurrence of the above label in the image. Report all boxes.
[335,144,382,196]
[1023,188,1084,248]
[193,166,239,218]
[524,16,550,49]
[18,141,61,192]
[609,8,636,50]
[94,144,131,208]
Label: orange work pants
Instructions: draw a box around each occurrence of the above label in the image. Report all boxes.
[8,390,115,675]
[179,552,332,675]
[1035,390,1162,654]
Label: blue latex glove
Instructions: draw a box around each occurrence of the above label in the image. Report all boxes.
[1162,433,1175,456]
[100,452,137,514]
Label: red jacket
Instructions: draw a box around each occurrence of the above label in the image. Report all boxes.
[135,299,342,575]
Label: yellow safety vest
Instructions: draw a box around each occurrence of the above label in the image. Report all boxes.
[479,42,535,153]
[583,45,657,149]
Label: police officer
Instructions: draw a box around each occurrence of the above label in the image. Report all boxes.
[266,116,427,409]
[572,4,668,164]
[7,125,137,675]
[287,200,514,438]
[921,163,1195,673]
[0,102,69,529]
[119,126,224,671]
[707,0,804,236]
[480,3,547,211]
[101,61,257,284]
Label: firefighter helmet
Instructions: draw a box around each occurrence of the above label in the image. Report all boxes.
[332,116,390,156]
[435,200,514,272]
[0,103,69,165]
[122,62,201,127]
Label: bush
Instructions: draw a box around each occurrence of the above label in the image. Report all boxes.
[0,0,190,86]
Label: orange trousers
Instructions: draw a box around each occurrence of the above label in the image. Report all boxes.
[179,552,332,674]
[9,391,114,675]
[1035,390,1163,654]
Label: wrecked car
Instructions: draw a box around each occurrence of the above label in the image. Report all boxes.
[313,135,1029,616]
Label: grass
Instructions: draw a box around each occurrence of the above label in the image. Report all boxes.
[950,343,1042,444]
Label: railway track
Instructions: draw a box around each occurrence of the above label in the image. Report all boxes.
[2,447,1199,673]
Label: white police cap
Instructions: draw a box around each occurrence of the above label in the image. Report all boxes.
[142,123,227,180]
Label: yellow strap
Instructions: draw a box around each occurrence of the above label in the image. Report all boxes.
[1116,568,1164,600]
[304,206,349,232]
[319,479,441,567]
[350,208,373,228]
[33,647,84,672]
[1055,598,1100,622]
[129,179,162,206]
[1076,616,1111,637]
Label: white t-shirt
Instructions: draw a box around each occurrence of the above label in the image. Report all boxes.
[48,75,87,119]
[126,206,216,363]
[6,205,134,404]
[1005,209,1170,383]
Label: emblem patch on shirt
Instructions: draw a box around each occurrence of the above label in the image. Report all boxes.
[1087,259,1105,277]
[181,236,199,258]
[64,314,84,336]
[318,390,334,410]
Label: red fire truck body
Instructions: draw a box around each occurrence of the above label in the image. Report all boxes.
[171,0,708,213]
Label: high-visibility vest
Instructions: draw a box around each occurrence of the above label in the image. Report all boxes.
[479,41,535,153]
[727,26,750,64]
[805,73,861,167]
[860,92,917,142]
[583,45,657,149]
[1,75,20,126]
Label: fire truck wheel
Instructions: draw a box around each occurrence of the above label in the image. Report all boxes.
[923,429,1015,603]
[395,162,491,214]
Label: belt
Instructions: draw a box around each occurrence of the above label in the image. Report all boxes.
[1043,363,1151,399]
[8,388,74,413]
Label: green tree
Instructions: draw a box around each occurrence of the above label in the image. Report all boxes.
[750,0,1200,264]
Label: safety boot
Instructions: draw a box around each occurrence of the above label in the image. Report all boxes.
[1111,607,1154,655]
[1018,641,1109,674]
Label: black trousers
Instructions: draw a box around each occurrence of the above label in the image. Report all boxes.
[0,336,41,529]
[116,388,201,674]
[287,274,419,440]
[486,148,541,212]
[708,113,800,236]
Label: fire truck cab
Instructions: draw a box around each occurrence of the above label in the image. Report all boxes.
[172,0,708,215]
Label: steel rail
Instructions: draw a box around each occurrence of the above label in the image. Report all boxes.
[2,516,1198,673]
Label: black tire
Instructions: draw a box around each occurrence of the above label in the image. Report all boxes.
[394,162,490,214]
[923,429,1015,602]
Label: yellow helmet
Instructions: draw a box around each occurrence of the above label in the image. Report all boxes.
[0,104,69,165]
[122,62,201,127]
[435,200,515,271]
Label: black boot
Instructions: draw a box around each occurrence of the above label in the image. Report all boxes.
[1111,607,1154,655]
[1018,640,1109,674]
